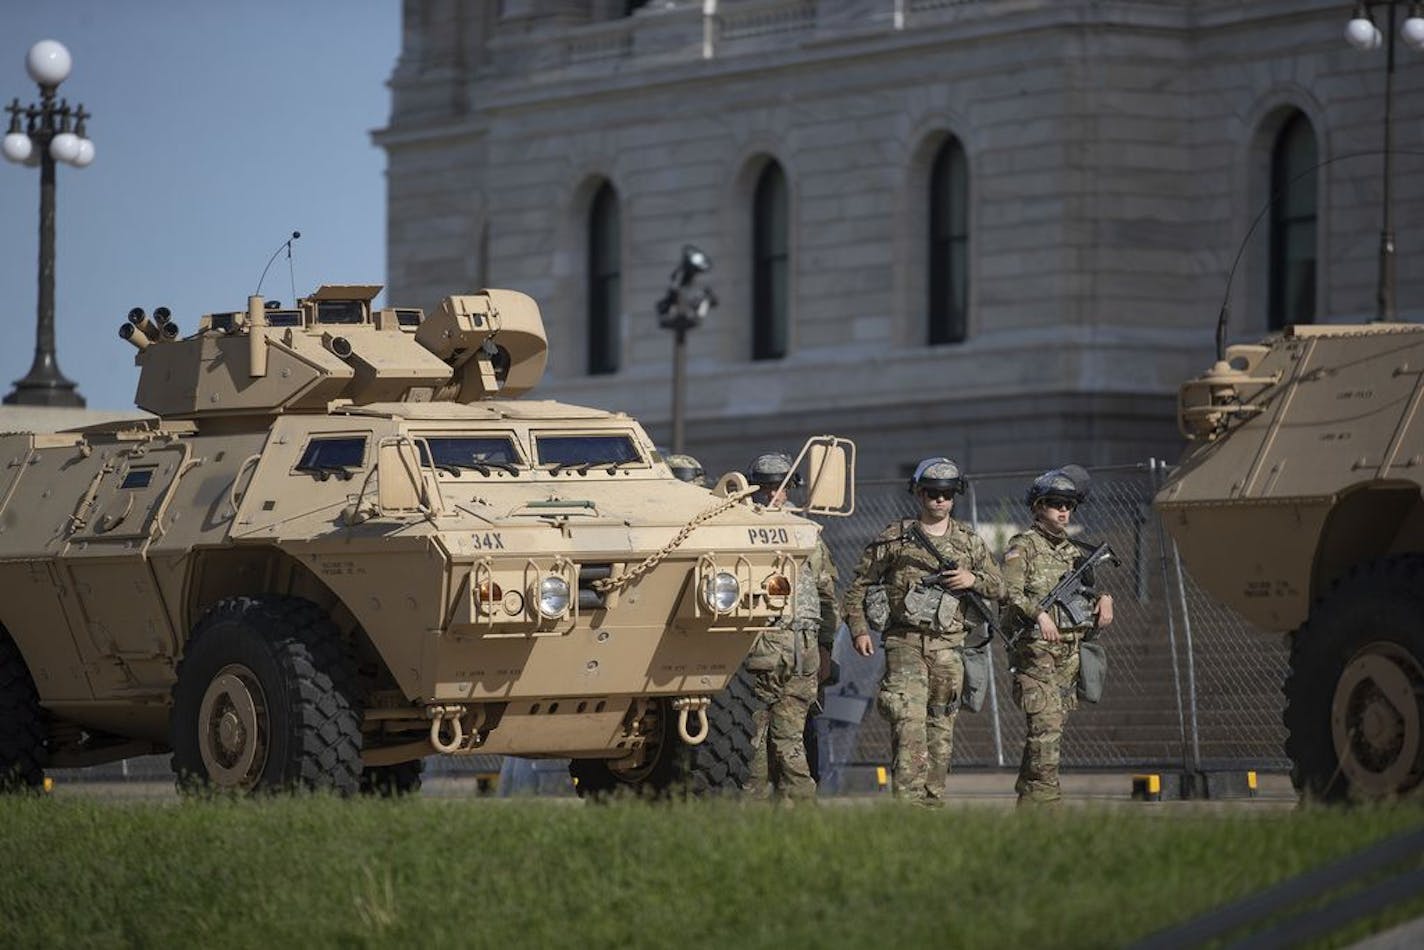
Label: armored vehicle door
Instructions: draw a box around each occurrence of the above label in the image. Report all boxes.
[61,442,189,692]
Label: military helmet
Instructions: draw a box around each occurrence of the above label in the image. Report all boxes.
[908,456,965,495]
[746,451,801,488]
[1025,464,1091,508]
[664,453,707,487]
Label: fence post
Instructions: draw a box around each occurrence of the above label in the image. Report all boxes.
[966,479,1007,768]
[1151,458,1194,776]
[1169,520,1205,773]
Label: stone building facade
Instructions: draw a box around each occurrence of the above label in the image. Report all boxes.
[375,0,1424,478]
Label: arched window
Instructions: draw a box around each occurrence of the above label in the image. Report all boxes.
[587,182,621,375]
[928,137,969,344]
[1268,112,1317,331]
[752,162,789,361]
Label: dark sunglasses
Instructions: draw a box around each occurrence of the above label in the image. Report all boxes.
[922,489,957,501]
[1043,498,1077,512]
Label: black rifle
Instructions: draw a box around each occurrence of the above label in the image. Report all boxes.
[1012,541,1119,646]
[906,522,1001,647]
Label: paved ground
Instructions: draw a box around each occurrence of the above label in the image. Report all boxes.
[44,769,1299,808]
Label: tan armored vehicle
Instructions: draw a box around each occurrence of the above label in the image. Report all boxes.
[1156,323,1424,801]
[0,285,853,795]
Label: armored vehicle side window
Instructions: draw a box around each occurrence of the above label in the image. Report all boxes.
[266,309,301,327]
[535,434,643,468]
[417,436,524,475]
[296,436,367,480]
[120,468,154,490]
[316,300,364,325]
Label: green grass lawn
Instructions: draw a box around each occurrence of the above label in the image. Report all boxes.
[1,795,1421,948]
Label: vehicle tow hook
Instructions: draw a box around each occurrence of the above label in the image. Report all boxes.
[671,696,711,745]
[427,705,467,754]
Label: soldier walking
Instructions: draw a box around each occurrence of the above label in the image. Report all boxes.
[740,452,840,802]
[842,458,1003,804]
[1001,467,1114,805]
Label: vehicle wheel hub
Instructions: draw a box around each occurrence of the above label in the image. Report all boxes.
[1331,645,1424,798]
[198,665,269,789]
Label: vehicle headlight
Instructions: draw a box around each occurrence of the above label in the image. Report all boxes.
[476,579,503,611]
[702,571,741,614]
[762,573,791,597]
[536,575,571,618]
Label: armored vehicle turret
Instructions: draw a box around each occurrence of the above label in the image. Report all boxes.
[0,284,854,795]
[1155,324,1424,802]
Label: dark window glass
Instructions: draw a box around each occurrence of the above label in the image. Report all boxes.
[1269,113,1318,331]
[536,434,642,466]
[417,437,523,469]
[752,162,789,361]
[588,183,621,375]
[266,310,302,327]
[120,469,153,490]
[316,301,364,325]
[929,137,969,344]
[395,309,422,326]
[296,437,366,480]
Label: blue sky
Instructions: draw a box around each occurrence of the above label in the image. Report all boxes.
[0,0,399,409]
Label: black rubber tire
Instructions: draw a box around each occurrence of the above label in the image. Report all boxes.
[0,628,46,792]
[170,596,362,795]
[361,759,424,797]
[1284,555,1424,803]
[570,667,764,799]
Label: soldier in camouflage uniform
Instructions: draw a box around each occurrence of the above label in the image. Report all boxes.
[740,452,840,801]
[842,458,1004,803]
[664,453,708,487]
[1001,467,1114,805]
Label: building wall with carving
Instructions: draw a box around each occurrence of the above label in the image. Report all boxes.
[375,0,1424,478]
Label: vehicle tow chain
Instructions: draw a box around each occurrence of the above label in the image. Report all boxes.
[590,486,760,594]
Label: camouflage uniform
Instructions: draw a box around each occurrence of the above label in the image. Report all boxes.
[843,519,1003,802]
[1001,523,1090,804]
[743,537,839,801]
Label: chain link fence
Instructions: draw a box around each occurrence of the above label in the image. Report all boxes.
[815,460,1289,787]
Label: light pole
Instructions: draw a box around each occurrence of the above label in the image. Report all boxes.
[1345,3,1424,322]
[656,245,716,455]
[2,39,94,407]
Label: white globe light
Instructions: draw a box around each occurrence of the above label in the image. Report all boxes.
[1346,17,1378,49]
[1404,16,1424,50]
[71,138,94,167]
[2,132,33,163]
[50,131,81,163]
[25,40,72,86]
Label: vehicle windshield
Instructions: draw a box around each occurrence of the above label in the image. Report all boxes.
[295,436,366,480]
[536,434,643,469]
[416,436,523,474]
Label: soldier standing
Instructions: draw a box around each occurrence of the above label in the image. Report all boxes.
[740,452,840,802]
[842,458,1003,804]
[1001,467,1114,805]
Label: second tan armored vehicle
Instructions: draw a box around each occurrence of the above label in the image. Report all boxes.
[0,285,853,795]
[1156,323,1424,801]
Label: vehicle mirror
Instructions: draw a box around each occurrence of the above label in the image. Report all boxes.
[795,436,856,517]
[377,440,425,512]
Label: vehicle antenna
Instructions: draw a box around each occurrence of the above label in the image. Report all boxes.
[255,230,301,299]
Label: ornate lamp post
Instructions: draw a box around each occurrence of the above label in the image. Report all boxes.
[1345,3,1424,322]
[655,245,716,455]
[2,40,94,407]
